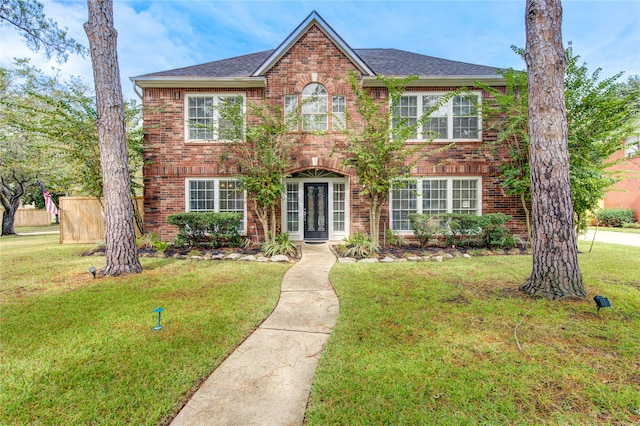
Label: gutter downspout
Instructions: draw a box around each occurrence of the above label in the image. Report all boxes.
[131,80,142,99]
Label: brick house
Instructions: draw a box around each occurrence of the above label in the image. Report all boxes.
[131,11,526,242]
[603,134,640,220]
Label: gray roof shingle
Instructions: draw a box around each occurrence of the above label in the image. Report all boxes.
[134,48,499,79]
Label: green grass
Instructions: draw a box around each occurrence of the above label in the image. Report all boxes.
[0,234,288,425]
[306,241,640,425]
[14,224,60,233]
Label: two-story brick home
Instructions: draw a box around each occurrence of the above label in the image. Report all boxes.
[131,11,525,242]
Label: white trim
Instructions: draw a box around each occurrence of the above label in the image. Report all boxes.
[362,75,504,87]
[397,91,482,142]
[282,176,350,241]
[184,92,245,142]
[390,177,483,234]
[184,178,247,235]
[252,11,374,77]
[130,77,266,89]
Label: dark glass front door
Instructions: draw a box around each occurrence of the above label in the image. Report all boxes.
[304,183,328,239]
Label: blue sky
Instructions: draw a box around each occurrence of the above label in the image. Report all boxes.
[1,0,639,99]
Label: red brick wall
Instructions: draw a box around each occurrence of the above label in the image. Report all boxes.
[141,24,528,241]
[603,149,640,220]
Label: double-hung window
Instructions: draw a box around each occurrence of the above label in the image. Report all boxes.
[332,95,346,130]
[186,179,246,232]
[302,83,328,131]
[394,92,481,141]
[185,93,244,142]
[390,178,481,231]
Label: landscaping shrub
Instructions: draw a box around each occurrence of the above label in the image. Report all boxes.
[409,213,513,248]
[408,214,441,247]
[385,229,408,247]
[343,232,379,257]
[262,233,296,257]
[167,212,242,248]
[595,208,636,227]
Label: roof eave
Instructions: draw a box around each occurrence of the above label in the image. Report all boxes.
[130,76,267,89]
[362,75,506,87]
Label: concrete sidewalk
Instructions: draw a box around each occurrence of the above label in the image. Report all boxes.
[579,229,640,247]
[170,242,339,426]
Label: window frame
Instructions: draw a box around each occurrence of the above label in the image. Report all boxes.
[184,92,245,142]
[302,83,328,132]
[395,91,482,142]
[185,178,247,234]
[389,177,483,233]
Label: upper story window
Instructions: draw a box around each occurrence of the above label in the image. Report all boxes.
[394,92,481,141]
[302,83,328,131]
[185,93,244,142]
[624,134,639,158]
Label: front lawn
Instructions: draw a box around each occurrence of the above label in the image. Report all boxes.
[306,241,640,424]
[0,234,287,425]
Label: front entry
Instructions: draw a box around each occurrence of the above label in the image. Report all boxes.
[304,183,329,239]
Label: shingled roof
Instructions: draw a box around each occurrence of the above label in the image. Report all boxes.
[131,11,502,88]
[135,48,499,79]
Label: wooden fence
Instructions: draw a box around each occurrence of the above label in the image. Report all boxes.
[59,196,143,244]
[0,208,53,227]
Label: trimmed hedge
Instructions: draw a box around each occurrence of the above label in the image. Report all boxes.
[409,213,514,248]
[595,208,636,228]
[166,212,242,248]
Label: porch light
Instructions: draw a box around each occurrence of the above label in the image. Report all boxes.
[593,295,611,312]
[89,266,97,278]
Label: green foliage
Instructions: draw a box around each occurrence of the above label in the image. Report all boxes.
[336,71,456,246]
[479,45,640,235]
[407,213,441,247]
[409,213,514,248]
[595,208,636,228]
[343,232,379,258]
[385,228,408,247]
[219,100,295,242]
[261,232,296,257]
[0,0,86,63]
[136,232,169,252]
[167,212,242,248]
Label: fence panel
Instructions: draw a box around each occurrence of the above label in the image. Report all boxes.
[0,208,53,227]
[59,197,143,244]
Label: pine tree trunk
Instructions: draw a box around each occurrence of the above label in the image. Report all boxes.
[84,0,141,275]
[520,0,584,298]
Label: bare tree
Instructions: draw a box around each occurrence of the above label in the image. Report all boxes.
[520,0,584,298]
[84,0,141,275]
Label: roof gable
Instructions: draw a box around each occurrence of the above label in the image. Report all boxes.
[251,11,374,77]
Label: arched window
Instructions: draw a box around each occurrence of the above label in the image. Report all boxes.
[302,83,328,131]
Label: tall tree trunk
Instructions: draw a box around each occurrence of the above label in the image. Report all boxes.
[369,193,384,247]
[520,0,584,298]
[84,0,141,275]
[0,176,28,236]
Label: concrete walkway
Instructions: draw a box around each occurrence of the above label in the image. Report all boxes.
[170,242,339,426]
[579,229,640,247]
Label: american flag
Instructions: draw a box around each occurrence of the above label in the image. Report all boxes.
[38,181,59,215]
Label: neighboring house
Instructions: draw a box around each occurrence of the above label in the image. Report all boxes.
[131,11,526,242]
[603,134,640,220]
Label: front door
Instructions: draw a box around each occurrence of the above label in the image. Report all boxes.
[304,183,328,239]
